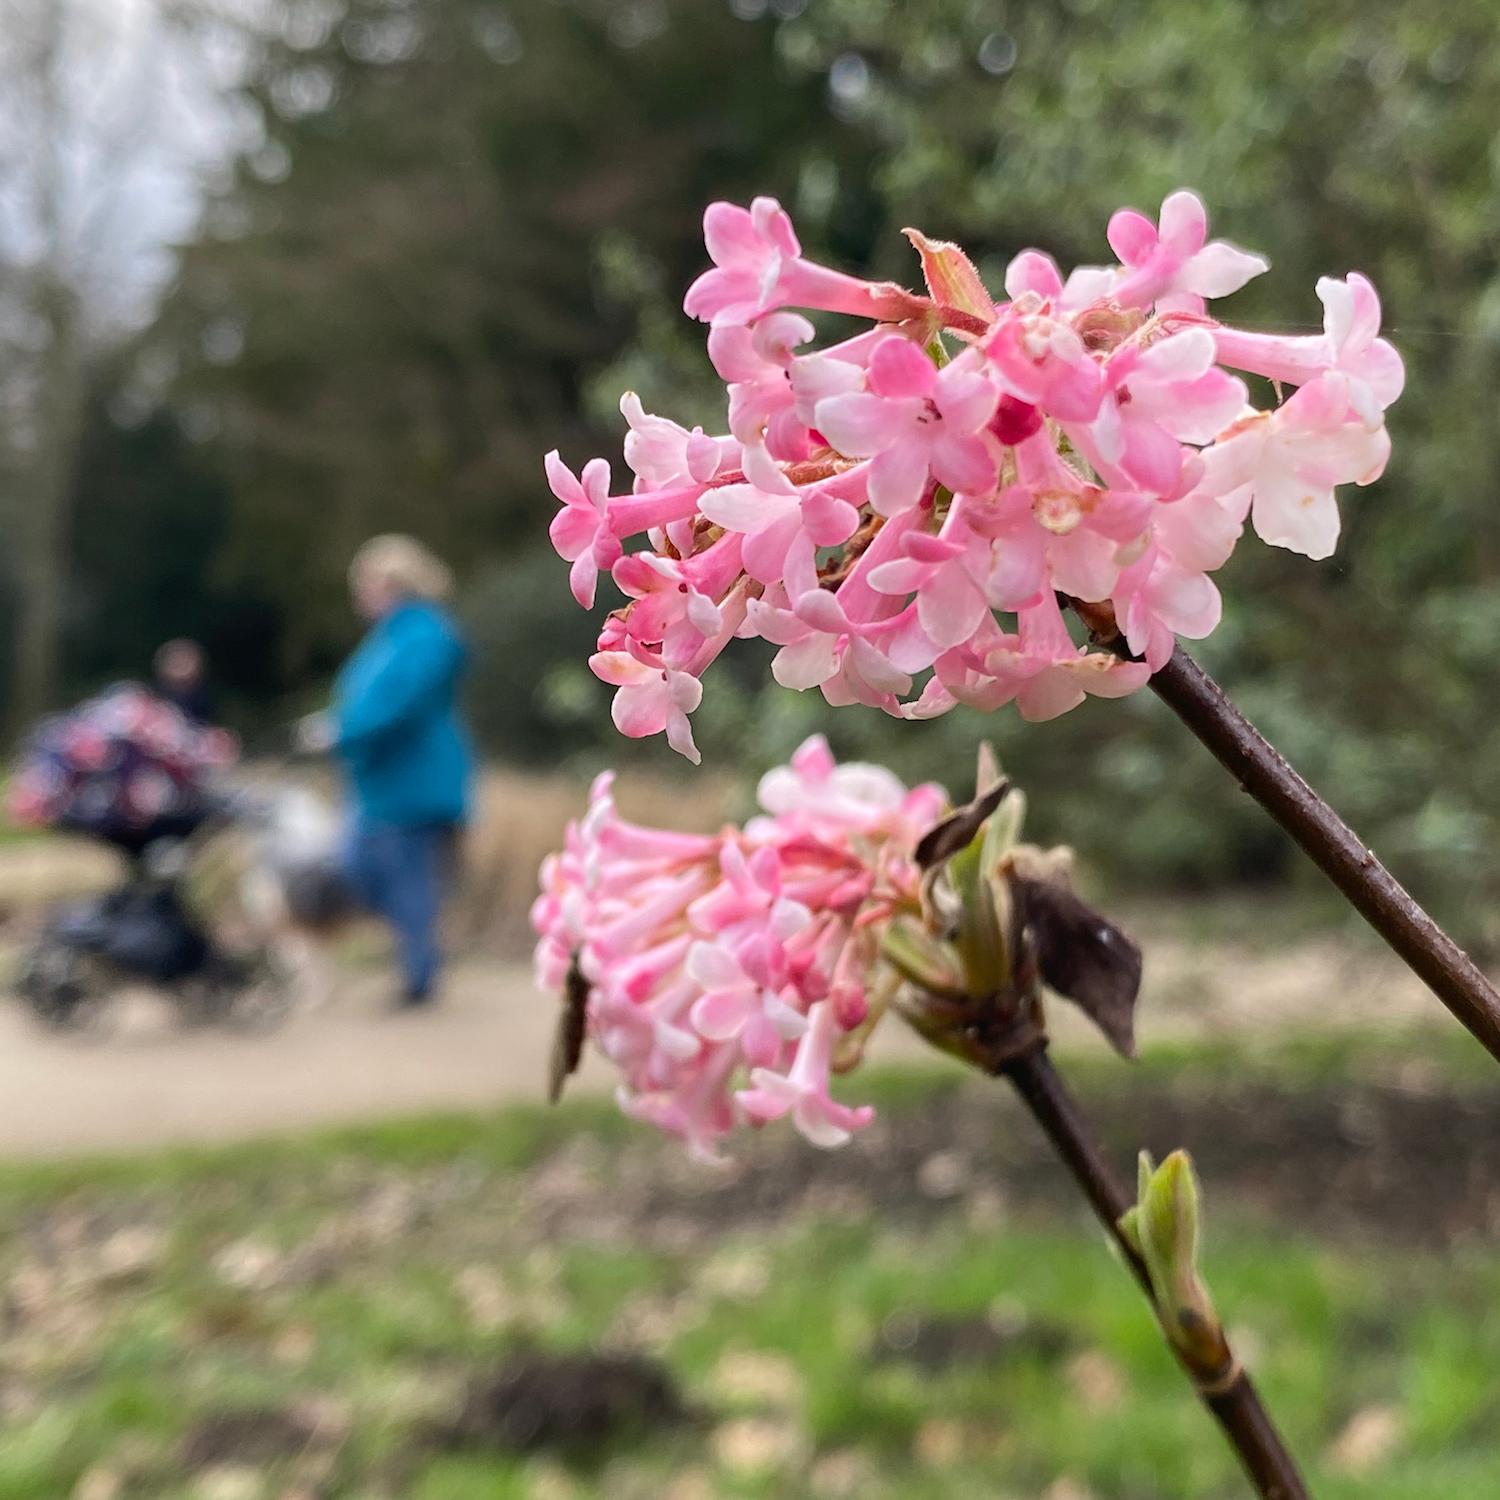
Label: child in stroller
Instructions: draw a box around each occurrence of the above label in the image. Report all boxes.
[7,684,341,1033]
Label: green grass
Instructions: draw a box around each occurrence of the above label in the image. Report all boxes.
[0,1038,1495,1499]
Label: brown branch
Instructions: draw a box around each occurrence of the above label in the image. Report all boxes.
[1068,597,1500,1067]
[999,1041,1310,1500]
[1149,649,1500,1060]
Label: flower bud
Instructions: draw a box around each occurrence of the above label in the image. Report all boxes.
[901,746,1142,1061]
[1122,1150,1232,1382]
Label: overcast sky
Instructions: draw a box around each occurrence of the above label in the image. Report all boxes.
[0,0,254,330]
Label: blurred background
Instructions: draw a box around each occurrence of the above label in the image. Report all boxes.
[5,0,1500,926]
[1,3,1498,1498]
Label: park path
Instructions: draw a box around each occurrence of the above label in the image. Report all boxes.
[0,957,965,1160]
[0,961,588,1160]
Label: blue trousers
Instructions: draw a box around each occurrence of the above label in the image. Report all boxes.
[342,820,458,999]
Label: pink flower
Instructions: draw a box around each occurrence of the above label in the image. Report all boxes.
[1073,328,1247,494]
[542,191,1402,747]
[532,738,942,1157]
[687,941,806,1069]
[620,393,737,490]
[690,841,811,940]
[751,588,915,709]
[1094,486,1243,674]
[547,450,717,611]
[736,1000,875,1147]
[968,443,1157,608]
[787,330,886,428]
[756,733,924,833]
[708,311,818,459]
[984,302,1104,422]
[815,338,1000,514]
[610,545,730,653]
[698,451,860,586]
[546,451,620,608]
[1151,489,1245,576]
[620,1050,738,1165]
[982,593,1152,721]
[684,197,925,328]
[865,500,997,649]
[589,644,706,764]
[745,508,932,707]
[1198,372,1391,560]
[1107,190,1269,313]
[1112,541,1222,670]
[1210,272,1405,419]
[1003,248,1119,312]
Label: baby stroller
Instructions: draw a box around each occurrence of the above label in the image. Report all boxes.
[8,685,299,1034]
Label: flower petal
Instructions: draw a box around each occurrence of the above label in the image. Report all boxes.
[917,568,989,649]
[931,432,999,498]
[772,635,840,691]
[866,441,931,516]
[867,335,936,399]
[1157,190,1208,255]
[814,392,901,457]
[611,681,670,738]
[700,483,793,535]
[690,987,755,1041]
[1107,208,1159,266]
[1181,241,1270,299]
[1250,471,1342,560]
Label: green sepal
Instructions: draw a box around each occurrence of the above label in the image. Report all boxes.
[880,919,966,999]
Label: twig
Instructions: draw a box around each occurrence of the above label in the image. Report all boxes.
[999,1039,1310,1500]
[1071,599,1500,1067]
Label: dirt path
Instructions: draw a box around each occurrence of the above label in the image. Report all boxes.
[0,957,981,1159]
[0,961,583,1160]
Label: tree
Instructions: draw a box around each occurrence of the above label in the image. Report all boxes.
[0,0,228,728]
[78,0,1500,936]
[153,0,874,684]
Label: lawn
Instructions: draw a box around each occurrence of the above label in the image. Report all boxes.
[0,1035,1495,1500]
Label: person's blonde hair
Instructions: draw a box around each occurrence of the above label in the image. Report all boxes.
[349,534,454,603]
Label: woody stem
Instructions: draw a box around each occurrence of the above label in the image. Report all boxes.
[1071,599,1500,1067]
[998,1039,1309,1500]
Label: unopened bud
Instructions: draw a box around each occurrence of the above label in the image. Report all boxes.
[1124,1151,1231,1381]
[830,981,869,1031]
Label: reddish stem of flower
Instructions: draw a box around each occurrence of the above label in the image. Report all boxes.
[934,303,993,338]
[1000,1042,1309,1500]
[1071,600,1500,1068]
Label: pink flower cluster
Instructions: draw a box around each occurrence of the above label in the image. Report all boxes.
[532,735,944,1158]
[546,192,1402,761]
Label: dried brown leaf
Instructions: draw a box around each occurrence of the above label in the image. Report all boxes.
[548,956,589,1103]
[913,782,1010,873]
[1014,878,1142,1056]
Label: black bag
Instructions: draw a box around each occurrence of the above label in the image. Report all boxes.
[49,884,209,983]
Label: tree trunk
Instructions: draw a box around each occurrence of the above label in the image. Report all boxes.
[9,271,85,733]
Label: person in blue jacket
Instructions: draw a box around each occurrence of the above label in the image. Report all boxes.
[299,535,473,1007]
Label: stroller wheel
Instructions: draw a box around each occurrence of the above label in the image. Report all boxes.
[172,976,236,1030]
[204,952,296,1035]
[14,939,115,1037]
